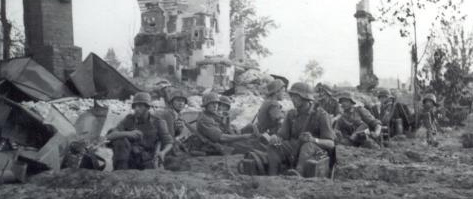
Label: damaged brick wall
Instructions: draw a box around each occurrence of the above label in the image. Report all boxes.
[23,0,82,81]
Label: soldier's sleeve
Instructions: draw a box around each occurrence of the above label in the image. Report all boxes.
[359,107,381,130]
[197,116,224,143]
[277,110,294,140]
[315,110,336,140]
[107,114,132,134]
[157,119,173,146]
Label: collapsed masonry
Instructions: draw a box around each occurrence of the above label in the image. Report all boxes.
[133,0,234,91]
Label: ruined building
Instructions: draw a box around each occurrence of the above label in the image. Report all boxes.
[355,0,378,92]
[133,0,234,91]
[23,0,82,81]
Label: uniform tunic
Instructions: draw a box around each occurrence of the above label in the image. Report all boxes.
[257,99,284,135]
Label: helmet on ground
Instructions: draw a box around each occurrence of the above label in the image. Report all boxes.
[288,82,314,101]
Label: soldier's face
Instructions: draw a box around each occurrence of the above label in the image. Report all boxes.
[290,94,304,108]
[172,98,186,112]
[275,88,285,100]
[133,104,150,117]
[340,99,353,110]
[378,96,388,104]
[218,104,231,115]
[206,102,219,114]
[423,100,434,109]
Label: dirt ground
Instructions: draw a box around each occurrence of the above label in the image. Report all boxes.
[2,127,473,199]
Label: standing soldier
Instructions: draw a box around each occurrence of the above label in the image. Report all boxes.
[256,79,286,135]
[107,92,173,170]
[196,92,261,155]
[376,88,413,139]
[315,83,342,119]
[420,94,440,147]
[335,92,382,149]
[267,82,335,176]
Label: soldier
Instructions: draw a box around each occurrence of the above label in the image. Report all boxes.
[267,82,335,176]
[157,89,188,140]
[315,83,342,118]
[256,79,286,135]
[218,96,238,135]
[154,80,173,107]
[335,92,382,149]
[106,92,173,170]
[196,92,261,155]
[420,93,440,147]
[376,88,413,138]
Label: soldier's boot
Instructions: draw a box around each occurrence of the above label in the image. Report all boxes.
[267,148,283,176]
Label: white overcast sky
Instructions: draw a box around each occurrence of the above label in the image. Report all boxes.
[6,0,473,86]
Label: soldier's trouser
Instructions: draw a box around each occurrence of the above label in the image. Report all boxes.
[111,138,155,170]
[230,138,268,155]
[267,140,325,175]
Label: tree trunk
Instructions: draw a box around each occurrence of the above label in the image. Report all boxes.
[1,0,11,60]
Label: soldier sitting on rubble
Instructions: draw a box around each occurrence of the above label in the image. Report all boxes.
[256,79,286,135]
[334,92,382,149]
[154,80,174,107]
[194,92,263,155]
[375,89,413,140]
[218,96,239,135]
[106,92,173,170]
[266,82,335,177]
[420,93,441,147]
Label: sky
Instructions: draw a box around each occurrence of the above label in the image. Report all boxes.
[6,0,473,86]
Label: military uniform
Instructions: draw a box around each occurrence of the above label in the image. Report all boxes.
[420,94,440,146]
[336,106,381,149]
[109,113,173,170]
[257,99,284,135]
[317,97,342,117]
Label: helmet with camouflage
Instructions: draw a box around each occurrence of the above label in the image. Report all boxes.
[202,92,220,107]
[132,92,152,108]
[338,91,356,105]
[422,93,438,106]
[288,82,314,101]
[169,89,188,104]
[377,88,393,99]
[219,96,232,107]
[155,80,172,91]
[266,79,285,96]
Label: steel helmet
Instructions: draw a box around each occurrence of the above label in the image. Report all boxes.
[266,79,285,96]
[202,92,220,107]
[132,92,152,107]
[219,96,232,107]
[288,82,314,101]
[338,91,356,105]
[422,93,438,106]
[377,88,393,99]
[169,89,188,104]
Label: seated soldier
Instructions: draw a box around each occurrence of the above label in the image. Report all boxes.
[106,92,173,170]
[195,92,262,155]
[256,79,286,135]
[420,94,440,147]
[315,83,342,119]
[267,82,335,176]
[335,92,382,149]
[376,88,413,139]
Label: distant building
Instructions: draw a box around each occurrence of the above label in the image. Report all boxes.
[133,0,233,91]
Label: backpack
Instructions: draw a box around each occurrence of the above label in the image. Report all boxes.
[237,149,268,176]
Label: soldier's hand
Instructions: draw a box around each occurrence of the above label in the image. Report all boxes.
[299,132,313,143]
[269,135,282,146]
[372,125,382,138]
[155,151,165,165]
[129,130,143,140]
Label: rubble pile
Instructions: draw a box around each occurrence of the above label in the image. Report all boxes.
[235,69,276,96]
